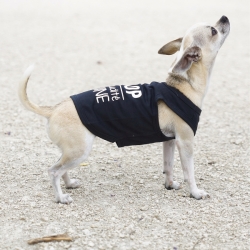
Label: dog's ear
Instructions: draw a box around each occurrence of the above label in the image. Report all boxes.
[158,38,183,55]
[172,46,202,74]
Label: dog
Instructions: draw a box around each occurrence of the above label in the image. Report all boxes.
[19,16,230,204]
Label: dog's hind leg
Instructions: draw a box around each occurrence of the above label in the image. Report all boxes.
[48,154,89,204]
[48,160,72,204]
[46,99,95,203]
[62,172,81,189]
[48,132,94,204]
[163,140,181,190]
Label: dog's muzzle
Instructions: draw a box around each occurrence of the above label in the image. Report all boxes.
[219,15,229,24]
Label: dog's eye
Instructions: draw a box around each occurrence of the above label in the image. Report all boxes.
[211,27,217,36]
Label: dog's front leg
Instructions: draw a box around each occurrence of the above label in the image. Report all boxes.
[163,140,181,190]
[176,136,209,199]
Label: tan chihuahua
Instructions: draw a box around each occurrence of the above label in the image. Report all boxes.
[19,16,230,204]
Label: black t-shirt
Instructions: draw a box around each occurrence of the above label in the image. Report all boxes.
[70,82,201,147]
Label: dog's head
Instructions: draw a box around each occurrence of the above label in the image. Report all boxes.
[159,16,230,81]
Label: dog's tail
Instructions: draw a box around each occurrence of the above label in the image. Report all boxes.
[18,65,53,118]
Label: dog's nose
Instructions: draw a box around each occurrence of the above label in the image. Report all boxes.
[219,16,229,24]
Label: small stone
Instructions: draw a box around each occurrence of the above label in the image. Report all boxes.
[154,214,161,220]
[83,229,91,235]
[67,228,75,234]
[21,196,30,201]
[140,205,149,211]
[234,140,242,145]
[41,217,49,222]
[119,233,126,238]
[208,161,216,165]
[80,162,89,166]
[88,241,95,247]
[30,202,36,207]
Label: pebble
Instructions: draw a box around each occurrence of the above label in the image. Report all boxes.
[83,229,91,235]
[140,205,149,211]
[98,245,106,250]
[88,241,95,247]
[119,233,126,238]
[21,196,30,201]
[41,217,49,222]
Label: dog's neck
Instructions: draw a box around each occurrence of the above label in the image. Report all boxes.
[166,70,209,109]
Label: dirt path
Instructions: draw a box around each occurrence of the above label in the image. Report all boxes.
[0,0,249,249]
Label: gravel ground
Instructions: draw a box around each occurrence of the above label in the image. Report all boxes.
[0,0,249,249]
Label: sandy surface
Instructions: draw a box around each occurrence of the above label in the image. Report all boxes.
[0,0,249,249]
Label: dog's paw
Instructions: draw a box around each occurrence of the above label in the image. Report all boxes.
[165,181,181,190]
[190,189,210,200]
[56,194,73,204]
[65,179,81,189]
